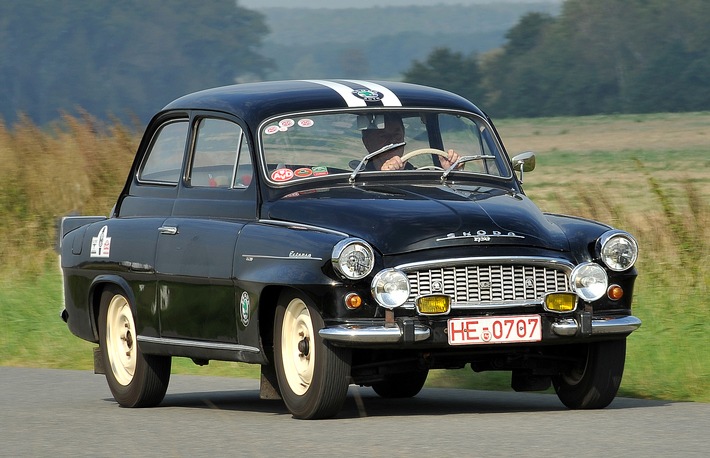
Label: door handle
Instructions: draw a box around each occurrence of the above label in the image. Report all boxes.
[158,226,178,235]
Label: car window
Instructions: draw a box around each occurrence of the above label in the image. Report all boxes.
[260,110,506,184]
[139,120,189,184]
[189,118,252,188]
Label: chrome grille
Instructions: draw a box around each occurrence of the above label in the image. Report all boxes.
[406,262,570,307]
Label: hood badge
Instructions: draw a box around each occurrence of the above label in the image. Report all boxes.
[437,230,525,243]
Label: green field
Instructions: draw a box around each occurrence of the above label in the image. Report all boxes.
[1,112,708,401]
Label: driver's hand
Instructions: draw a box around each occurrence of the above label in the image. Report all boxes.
[382,156,404,171]
[440,149,461,169]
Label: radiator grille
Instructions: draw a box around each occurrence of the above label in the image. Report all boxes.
[406,264,570,305]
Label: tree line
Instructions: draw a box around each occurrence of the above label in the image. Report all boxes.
[1,0,708,125]
[404,0,710,117]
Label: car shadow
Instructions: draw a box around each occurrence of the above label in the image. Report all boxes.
[152,385,670,419]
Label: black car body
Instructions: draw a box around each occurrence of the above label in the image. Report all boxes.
[60,80,640,419]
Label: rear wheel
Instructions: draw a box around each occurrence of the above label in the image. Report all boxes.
[372,369,429,398]
[553,339,626,409]
[274,292,351,419]
[99,286,171,407]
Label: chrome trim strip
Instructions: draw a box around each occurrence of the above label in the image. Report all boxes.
[137,336,260,353]
[242,254,323,261]
[402,300,544,311]
[257,219,349,237]
[395,256,575,273]
[319,324,430,343]
[551,315,642,336]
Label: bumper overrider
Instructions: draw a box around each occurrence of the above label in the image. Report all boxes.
[319,315,642,345]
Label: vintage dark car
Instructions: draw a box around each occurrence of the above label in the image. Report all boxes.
[60,79,640,419]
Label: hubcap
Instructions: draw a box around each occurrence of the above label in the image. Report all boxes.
[106,294,136,386]
[281,298,315,396]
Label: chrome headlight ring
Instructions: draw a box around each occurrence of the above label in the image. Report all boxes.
[597,230,638,272]
[371,268,410,309]
[570,262,608,302]
[331,238,375,280]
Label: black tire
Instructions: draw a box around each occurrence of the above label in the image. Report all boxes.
[98,286,171,408]
[552,339,626,409]
[372,369,429,398]
[273,292,351,419]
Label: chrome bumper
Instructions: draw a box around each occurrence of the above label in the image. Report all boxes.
[551,315,642,336]
[319,324,431,344]
[319,315,641,344]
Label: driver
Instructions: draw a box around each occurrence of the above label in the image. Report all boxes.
[361,113,460,171]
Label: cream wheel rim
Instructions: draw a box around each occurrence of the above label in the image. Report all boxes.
[106,294,136,386]
[281,298,315,396]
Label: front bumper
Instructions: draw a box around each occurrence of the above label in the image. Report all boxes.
[319,315,642,345]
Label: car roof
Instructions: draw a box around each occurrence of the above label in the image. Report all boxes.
[161,79,486,127]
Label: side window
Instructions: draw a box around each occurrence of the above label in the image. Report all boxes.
[139,120,189,184]
[189,118,252,188]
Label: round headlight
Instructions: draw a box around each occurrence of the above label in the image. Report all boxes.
[371,269,410,309]
[599,231,638,271]
[332,238,375,280]
[570,262,608,302]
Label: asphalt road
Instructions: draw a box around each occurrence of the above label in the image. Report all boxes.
[1,367,708,457]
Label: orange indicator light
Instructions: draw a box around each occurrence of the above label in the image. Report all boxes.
[607,285,624,301]
[345,293,362,309]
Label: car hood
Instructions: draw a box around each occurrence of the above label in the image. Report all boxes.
[266,184,570,254]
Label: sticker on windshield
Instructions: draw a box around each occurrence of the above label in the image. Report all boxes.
[271,168,294,182]
[264,125,280,135]
[298,118,314,128]
[279,119,295,129]
[294,168,313,178]
[312,166,329,176]
[90,225,112,258]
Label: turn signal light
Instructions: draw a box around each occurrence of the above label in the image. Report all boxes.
[607,285,624,301]
[416,295,450,315]
[345,293,362,309]
[544,293,577,312]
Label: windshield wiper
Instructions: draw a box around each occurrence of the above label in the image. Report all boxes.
[349,142,406,183]
[440,155,496,183]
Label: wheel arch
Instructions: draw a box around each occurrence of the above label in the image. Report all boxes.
[88,275,136,341]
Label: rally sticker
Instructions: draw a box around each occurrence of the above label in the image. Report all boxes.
[271,168,294,182]
[298,118,314,128]
[90,225,111,258]
[312,166,328,176]
[279,118,295,129]
[264,125,280,135]
[240,291,250,326]
[294,168,313,178]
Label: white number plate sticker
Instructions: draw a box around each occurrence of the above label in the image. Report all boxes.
[447,315,542,345]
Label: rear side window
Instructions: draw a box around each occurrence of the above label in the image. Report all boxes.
[189,118,252,188]
[138,120,189,184]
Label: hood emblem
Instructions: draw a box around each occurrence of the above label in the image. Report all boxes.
[437,230,525,243]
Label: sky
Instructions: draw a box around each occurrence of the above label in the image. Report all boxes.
[239,0,560,9]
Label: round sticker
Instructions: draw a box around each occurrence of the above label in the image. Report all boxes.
[271,168,294,182]
[264,125,280,135]
[294,168,313,178]
[279,119,295,128]
[298,118,314,128]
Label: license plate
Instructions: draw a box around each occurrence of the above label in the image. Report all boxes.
[447,315,542,345]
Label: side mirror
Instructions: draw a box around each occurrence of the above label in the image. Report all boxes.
[511,151,536,183]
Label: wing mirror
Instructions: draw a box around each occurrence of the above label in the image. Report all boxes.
[511,151,536,183]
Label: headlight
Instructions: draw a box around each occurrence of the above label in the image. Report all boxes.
[570,262,608,302]
[598,231,638,271]
[371,269,410,309]
[332,238,375,280]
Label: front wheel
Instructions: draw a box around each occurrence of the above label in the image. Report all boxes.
[99,286,171,407]
[552,339,626,409]
[274,292,351,419]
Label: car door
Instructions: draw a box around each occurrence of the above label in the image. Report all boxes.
[155,116,256,344]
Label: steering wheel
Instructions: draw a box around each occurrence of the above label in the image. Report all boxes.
[400,148,449,170]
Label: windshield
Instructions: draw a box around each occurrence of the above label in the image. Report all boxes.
[260,110,510,184]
